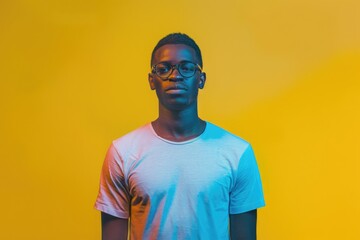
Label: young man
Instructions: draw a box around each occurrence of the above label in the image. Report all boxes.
[95,33,265,240]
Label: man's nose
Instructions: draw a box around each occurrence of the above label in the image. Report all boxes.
[167,67,183,81]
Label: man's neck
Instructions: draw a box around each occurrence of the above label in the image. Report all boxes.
[152,106,206,142]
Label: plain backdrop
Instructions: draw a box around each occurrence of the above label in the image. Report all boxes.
[1,0,359,239]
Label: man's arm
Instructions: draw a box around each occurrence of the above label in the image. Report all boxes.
[230,209,257,240]
[101,212,128,240]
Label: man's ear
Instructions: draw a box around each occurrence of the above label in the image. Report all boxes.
[148,73,155,90]
[199,72,206,89]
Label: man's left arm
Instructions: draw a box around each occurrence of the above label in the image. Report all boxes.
[229,209,257,240]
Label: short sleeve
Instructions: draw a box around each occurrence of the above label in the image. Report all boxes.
[229,145,265,214]
[94,143,131,219]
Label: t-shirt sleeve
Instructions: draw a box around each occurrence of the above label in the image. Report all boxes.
[229,144,265,214]
[94,143,130,219]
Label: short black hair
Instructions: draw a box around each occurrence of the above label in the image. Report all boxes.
[151,33,203,68]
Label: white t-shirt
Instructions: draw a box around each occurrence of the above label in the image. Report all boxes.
[95,122,265,240]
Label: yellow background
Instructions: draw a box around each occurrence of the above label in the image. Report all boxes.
[1,0,359,239]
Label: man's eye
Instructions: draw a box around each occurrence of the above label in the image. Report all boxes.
[157,66,170,74]
[180,64,195,72]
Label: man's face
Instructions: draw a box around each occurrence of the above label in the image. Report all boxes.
[148,44,206,111]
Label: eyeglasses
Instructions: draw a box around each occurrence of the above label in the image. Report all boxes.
[151,61,202,80]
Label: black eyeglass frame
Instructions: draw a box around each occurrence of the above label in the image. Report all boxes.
[151,61,202,80]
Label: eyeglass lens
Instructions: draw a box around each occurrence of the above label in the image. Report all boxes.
[155,62,197,78]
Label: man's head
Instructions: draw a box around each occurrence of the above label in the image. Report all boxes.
[151,33,203,68]
[148,33,206,111]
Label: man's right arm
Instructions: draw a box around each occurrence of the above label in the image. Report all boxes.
[101,212,128,240]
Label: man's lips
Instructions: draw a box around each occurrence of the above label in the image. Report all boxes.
[166,88,187,94]
[165,85,188,92]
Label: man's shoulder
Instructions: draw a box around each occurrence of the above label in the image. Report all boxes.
[205,122,251,149]
[206,122,249,142]
[112,123,153,147]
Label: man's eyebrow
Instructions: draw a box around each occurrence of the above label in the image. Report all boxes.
[157,60,194,65]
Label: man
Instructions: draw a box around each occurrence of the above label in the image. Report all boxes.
[95,33,265,240]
